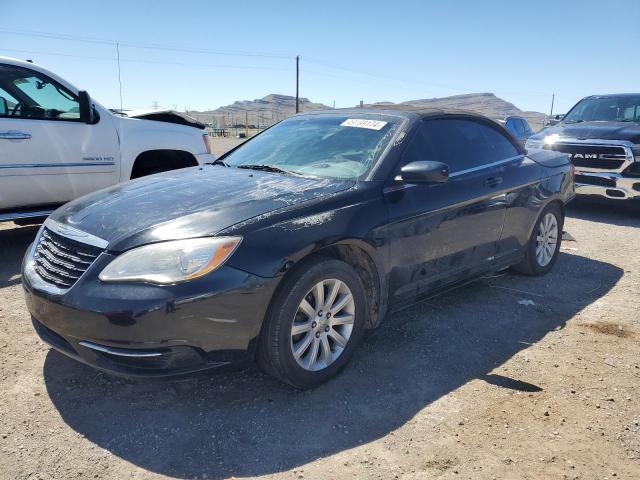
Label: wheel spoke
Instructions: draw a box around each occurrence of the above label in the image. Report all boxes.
[320,335,332,366]
[298,299,316,320]
[305,337,320,369]
[291,321,313,336]
[293,332,313,359]
[545,243,554,257]
[329,328,348,348]
[331,292,353,315]
[331,314,354,326]
[313,281,325,310]
[324,280,341,311]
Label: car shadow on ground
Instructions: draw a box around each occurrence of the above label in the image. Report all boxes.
[0,224,39,288]
[42,252,623,480]
[567,197,640,227]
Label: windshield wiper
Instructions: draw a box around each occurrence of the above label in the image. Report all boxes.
[237,164,302,176]
[563,119,585,124]
[212,158,229,167]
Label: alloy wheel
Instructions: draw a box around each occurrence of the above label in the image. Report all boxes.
[535,212,559,267]
[290,278,355,371]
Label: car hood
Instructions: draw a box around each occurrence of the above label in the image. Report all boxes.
[535,121,640,144]
[50,166,353,252]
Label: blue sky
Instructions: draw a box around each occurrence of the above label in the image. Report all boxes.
[1,0,638,114]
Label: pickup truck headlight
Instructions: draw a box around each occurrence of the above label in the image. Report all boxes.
[99,237,242,284]
[526,134,561,151]
[632,145,640,160]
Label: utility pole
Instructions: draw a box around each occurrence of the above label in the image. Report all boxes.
[295,55,299,114]
[550,94,555,117]
[116,42,123,111]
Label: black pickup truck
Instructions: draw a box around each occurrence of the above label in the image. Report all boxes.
[526,94,640,201]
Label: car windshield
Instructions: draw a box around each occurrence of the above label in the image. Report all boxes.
[222,114,402,179]
[563,95,640,123]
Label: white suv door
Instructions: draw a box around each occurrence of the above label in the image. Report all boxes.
[0,63,120,211]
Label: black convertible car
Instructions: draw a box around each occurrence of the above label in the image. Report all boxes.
[22,109,574,388]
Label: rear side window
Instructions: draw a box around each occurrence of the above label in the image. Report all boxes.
[407,118,520,173]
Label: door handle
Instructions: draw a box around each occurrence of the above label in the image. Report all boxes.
[0,131,32,140]
[484,176,503,188]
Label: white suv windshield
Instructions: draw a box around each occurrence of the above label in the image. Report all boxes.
[223,114,402,179]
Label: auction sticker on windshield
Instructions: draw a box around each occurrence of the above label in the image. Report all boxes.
[341,119,388,130]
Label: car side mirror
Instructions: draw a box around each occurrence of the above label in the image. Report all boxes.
[0,96,7,115]
[400,161,449,184]
[78,90,96,124]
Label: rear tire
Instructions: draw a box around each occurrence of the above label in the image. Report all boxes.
[258,257,366,389]
[512,203,564,276]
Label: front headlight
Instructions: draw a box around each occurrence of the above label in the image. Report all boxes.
[99,237,242,284]
[526,133,561,151]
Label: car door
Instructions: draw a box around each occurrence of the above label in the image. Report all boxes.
[0,63,119,211]
[383,117,524,304]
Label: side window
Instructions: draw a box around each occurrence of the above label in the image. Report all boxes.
[0,64,80,121]
[400,123,439,165]
[0,84,19,117]
[420,118,520,173]
[521,119,532,134]
[514,119,526,135]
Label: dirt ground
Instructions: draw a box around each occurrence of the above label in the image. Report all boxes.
[1,196,639,480]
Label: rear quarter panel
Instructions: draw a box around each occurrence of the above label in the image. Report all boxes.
[500,151,573,256]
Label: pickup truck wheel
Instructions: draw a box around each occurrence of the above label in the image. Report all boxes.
[258,257,366,389]
[512,203,564,276]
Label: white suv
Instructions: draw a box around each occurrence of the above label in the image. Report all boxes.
[0,57,215,222]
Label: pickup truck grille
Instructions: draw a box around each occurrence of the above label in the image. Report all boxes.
[33,228,102,289]
[545,143,627,170]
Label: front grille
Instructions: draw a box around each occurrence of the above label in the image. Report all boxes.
[545,143,627,170]
[33,227,102,289]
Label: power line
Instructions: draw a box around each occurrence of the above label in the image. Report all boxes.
[2,48,294,71]
[305,57,553,98]
[0,28,293,59]
[2,27,556,99]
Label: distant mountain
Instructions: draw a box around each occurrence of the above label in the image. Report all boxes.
[364,93,548,130]
[188,92,547,131]
[189,94,331,127]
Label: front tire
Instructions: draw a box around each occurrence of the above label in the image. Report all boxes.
[258,257,366,389]
[512,203,564,276]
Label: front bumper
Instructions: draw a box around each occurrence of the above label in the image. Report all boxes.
[23,248,279,377]
[575,172,640,201]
